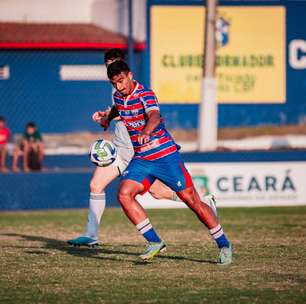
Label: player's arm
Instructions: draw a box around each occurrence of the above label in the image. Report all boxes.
[138,110,161,144]
[107,105,119,121]
[92,105,119,130]
[138,89,161,144]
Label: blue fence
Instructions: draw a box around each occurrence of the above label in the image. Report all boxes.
[1,0,306,133]
[0,50,144,133]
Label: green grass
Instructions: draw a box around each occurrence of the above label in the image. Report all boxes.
[0,207,306,304]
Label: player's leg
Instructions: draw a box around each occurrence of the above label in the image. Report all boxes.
[149,180,218,216]
[177,187,232,265]
[118,160,165,259]
[118,179,149,224]
[87,165,119,238]
[153,153,232,265]
[67,164,119,247]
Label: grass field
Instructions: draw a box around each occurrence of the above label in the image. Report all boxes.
[0,207,305,304]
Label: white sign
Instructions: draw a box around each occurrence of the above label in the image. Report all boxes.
[59,65,107,81]
[137,161,306,208]
[289,39,306,69]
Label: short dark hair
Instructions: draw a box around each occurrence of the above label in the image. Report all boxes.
[26,122,36,128]
[0,116,5,122]
[104,48,125,64]
[107,60,130,79]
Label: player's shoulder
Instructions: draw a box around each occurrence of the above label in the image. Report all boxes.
[136,83,156,97]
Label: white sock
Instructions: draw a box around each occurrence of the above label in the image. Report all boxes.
[86,192,106,239]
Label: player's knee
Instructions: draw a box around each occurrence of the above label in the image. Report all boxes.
[178,187,193,201]
[117,187,133,205]
[90,179,104,194]
[179,187,200,208]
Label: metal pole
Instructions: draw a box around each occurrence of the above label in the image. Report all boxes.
[128,0,135,71]
[198,0,218,151]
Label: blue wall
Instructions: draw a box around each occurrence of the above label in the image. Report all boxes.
[0,1,306,133]
[0,50,144,133]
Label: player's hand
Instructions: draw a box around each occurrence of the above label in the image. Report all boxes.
[138,132,150,145]
[92,110,110,130]
[92,111,107,123]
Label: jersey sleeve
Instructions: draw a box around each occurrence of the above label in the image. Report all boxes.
[140,90,160,114]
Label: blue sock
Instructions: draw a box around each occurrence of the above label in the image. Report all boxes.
[136,219,161,243]
[209,224,230,248]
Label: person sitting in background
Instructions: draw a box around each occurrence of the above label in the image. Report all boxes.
[0,116,10,172]
[12,122,44,172]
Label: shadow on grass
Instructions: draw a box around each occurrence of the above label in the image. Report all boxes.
[1,233,217,265]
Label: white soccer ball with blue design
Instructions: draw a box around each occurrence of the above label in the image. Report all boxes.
[89,139,117,167]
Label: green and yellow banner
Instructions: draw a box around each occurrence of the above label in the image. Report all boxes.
[151,6,286,103]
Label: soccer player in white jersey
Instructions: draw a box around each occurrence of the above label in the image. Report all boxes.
[67,49,134,247]
[67,49,217,248]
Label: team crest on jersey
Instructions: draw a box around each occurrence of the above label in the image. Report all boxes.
[122,170,129,177]
[177,181,182,187]
[216,16,230,48]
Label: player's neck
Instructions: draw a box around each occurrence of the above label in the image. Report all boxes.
[127,80,137,96]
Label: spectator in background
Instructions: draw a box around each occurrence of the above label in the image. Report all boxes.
[12,122,44,172]
[0,116,10,172]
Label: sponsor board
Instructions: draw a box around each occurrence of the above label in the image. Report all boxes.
[151,6,286,103]
[137,161,306,208]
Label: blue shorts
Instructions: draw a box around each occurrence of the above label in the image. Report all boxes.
[121,152,193,193]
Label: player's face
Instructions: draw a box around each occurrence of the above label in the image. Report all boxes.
[111,72,135,96]
[0,121,4,129]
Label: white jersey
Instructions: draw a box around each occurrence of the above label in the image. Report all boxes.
[112,120,134,172]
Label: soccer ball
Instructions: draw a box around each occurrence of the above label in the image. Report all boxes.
[89,139,117,167]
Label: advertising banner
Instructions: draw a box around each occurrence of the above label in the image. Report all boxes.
[151,6,286,103]
[138,162,306,208]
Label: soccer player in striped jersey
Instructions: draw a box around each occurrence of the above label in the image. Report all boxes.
[106,60,232,265]
[67,49,217,250]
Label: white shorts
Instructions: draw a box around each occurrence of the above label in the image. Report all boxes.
[112,146,134,175]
